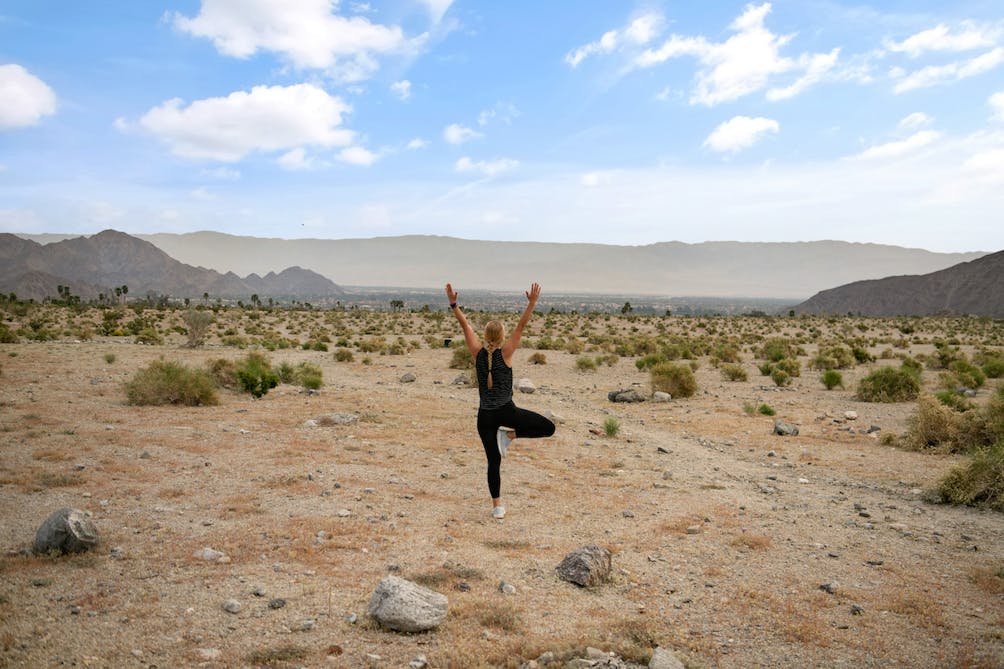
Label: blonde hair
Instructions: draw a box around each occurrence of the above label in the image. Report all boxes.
[484,320,505,388]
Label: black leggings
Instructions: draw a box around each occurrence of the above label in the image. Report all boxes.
[477,401,555,499]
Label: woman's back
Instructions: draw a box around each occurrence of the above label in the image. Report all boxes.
[475,347,513,409]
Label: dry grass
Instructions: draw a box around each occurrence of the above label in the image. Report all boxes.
[884,592,946,629]
[968,566,1004,595]
[411,563,485,588]
[730,533,773,550]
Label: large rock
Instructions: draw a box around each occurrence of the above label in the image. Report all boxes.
[772,419,799,436]
[608,389,645,403]
[556,545,612,587]
[34,508,99,555]
[516,378,536,394]
[649,647,685,669]
[367,576,448,633]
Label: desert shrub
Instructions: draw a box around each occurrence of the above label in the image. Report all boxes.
[566,338,585,355]
[710,343,742,366]
[944,360,986,389]
[635,353,667,371]
[856,366,921,403]
[927,342,961,370]
[935,390,974,413]
[851,345,875,364]
[450,345,474,369]
[742,402,756,415]
[124,360,218,406]
[900,356,923,376]
[103,353,116,364]
[933,442,1004,512]
[334,348,354,362]
[901,395,959,451]
[720,364,747,382]
[757,403,775,416]
[0,323,18,343]
[182,309,213,347]
[295,362,323,390]
[528,351,547,365]
[235,352,279,398]
[598,353,619,367]
[770,367,791,387]
[277,361,296,384]
[603,417,621,437]
[821,369,843,390]
[775,357,801,377]
[134,327,163,346]
[575,356,598,372]
[758,337,797,362]
[650,362,696,398]
[757,362,774,376]
[811,346,854,370]
[982,357,1004,379]
[206,358,238,389]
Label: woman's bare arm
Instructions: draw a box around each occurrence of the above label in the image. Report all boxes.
[445,283,482,356]
[502,282,540,361]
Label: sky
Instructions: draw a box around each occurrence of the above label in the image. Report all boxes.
[1,1,1003,253]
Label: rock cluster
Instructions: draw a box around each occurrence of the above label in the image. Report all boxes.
[608,389,646,403]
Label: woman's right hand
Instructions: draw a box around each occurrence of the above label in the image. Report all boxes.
[445,283,458,304]
[525,282,541,305]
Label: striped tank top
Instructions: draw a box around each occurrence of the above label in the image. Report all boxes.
[475,347,513,409]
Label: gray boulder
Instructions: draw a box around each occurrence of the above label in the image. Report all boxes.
[772,419,799,436]
[367,575,448,632]
[556,545,612,587]
[649,647,685,669]
[400,372,417,383]
[34,508,99,555]
[516,378,536,394]
[608,389,645,403]
[652,391,672,402]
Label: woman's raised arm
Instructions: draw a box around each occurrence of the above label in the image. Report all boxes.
[446,283,482,356]
[502,282,540,359]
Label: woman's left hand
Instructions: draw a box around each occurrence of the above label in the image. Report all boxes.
[445,283,459,304]
[525,282,541,305]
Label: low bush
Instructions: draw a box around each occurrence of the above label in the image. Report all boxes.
[635,353,667,371]
[770,367,791,387]
[295,362,323,390]
[236,352,279,398]
[566,338,585,355]
[811,346,854,370]
[134,327,163,346]
[935,390,975,413]
[0,324,18,343]
[856,366,921,403]
[758,337,797,362]
[821,369,843,390]
[774,357,801,377]
[528,351,547,365]
[103,353,116,364]
[334,348,354,362]
[757,362,774,376]
[900,386,1004,453]
[124,360,218,406]
[720,363,747,382]
[650,362,696,398]
[982,357,1004,379]
[944,360,986,389]
[576,356,598,372]
[851,345,875,364]
[603,417,621,437]
[206,358,238,389]
[757,403,775,416]
[450,345,474,370]
[934,442,1004,512]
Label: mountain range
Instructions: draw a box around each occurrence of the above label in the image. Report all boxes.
[0,230,342,302]
[793,250,1004,317]
[19,231,985,300]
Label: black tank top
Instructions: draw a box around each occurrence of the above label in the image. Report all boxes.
[476,347,513,409]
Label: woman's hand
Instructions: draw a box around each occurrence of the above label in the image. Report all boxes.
[525,282,541,305]
[445,283,458,304]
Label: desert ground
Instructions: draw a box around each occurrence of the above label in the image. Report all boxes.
[1,304,1002,668]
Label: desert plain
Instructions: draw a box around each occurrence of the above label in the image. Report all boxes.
[0,304,1002,668]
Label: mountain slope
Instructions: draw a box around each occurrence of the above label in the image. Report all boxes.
[0,230,343,301]
[793,250,1004,316]
[127,232,985,299]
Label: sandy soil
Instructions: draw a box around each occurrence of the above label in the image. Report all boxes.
[1,320,1002,668]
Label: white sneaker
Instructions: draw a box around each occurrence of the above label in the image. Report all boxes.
[492,506,506,519]
[497,428,512,457]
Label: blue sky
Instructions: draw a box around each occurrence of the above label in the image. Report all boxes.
[1,1,1003,252]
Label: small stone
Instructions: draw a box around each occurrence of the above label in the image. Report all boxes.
[367,575,448,632]
[193,547,227,562]
[622,510,635,518]
[409,655,429,669]
[109,546,124,559]
[797,477,810,484]
[252,586,266,597]
[297,618,315,631]
[685,525,701,535]
[516,378,536,394]
[500,581,516,595]
[652,391,672,402]
[844,411,858,421]
[819,582,838,594]
[400,372,417,383]
[197,649,221,661]
[337,509,351,517]
[223,599,241,614]
[34,508,99,555]
[772,420,799,436]
[268,598,286,609]
[767,450,776,457]
[850,604,865,616]
[345,612,358,624]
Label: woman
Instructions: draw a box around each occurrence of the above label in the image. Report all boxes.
[446,282,555,519]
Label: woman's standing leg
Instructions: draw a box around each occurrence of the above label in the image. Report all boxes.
[476,410,503,511]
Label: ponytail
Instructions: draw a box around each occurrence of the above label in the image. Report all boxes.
[486,345,494,388]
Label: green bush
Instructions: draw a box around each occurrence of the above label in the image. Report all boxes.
[603,417,621,437]
[296,362,323,390]
[650,362,696,398]
[900,387,1004,453]
[757,403,776,416]
[811,346,854,370]
[575,356,598,372]
[821,369,843,390]
[566,338,585,355]
[774,358,801,377]
[720,363,747,382]
[982,357,1004,379]
[124,360,218,406]
[206,358,238,389]
[635,353,667,371]
[935,390,974,413]
[757,362,774,376]
[278,361,296,384]
[450,345,474,370]
[856,366,921,403]
[182,309,213,347]
[945,360,986,389]
[934,442,1004,512]
[770,367,791,387]
[236,351,279,398]
[334,348,355,362]
[134,327,163,346]
[851,346,875,364]
[758,337,797,362]
[0,323,18,343]
[104,353,116,364]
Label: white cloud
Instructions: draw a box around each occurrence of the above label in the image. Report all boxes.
[443,123,482,145]
[419,0,453,24]
[963,148,1004,184]
[893,48,1004,93]
[565,12,662,67]
[358,202,392,228]
[202,166,241,180]
[581,171,614,187]
[853,130,941,160]
[190,187,215,201]
[390,79,411,100]
[478,102,519,127]
[278,147,315,171]
[704,116,779,153]
[635,3,835,106]
[989,91,1004,121]
[171,0,413,82]
[406,137,428,150]
[885,22,1000,58]
[139,83,354,161]
[455,156,518,176]
[898,112,933,130]
[0,64,57,129]
[337,146,377,166]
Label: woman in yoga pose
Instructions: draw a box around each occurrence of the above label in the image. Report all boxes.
[446,282,555,519]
